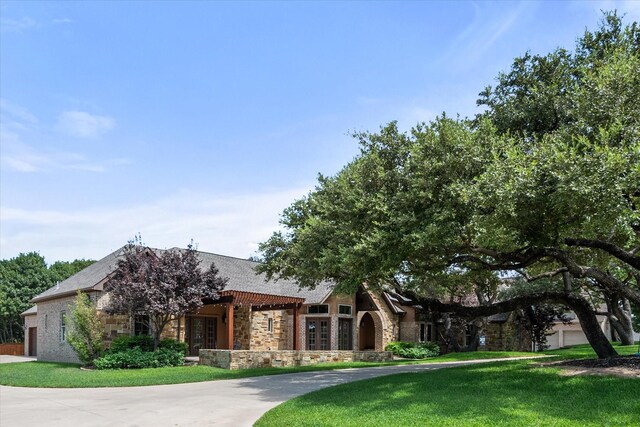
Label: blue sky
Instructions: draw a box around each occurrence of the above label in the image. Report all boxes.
[1,1,639,262]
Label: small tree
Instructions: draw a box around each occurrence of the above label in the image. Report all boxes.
[105,242,227,350]
[66,291,105,365]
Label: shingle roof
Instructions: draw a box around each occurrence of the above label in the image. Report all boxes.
[21,305,37,316]
[31,247,124,303]
[31,246,333,304]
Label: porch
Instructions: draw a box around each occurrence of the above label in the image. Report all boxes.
[182,290,304,356]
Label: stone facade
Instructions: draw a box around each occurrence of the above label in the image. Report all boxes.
[367,291,400,347]
[249,309,289,350]
[200,349,394,370]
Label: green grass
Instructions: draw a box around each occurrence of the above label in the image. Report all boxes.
[543,343,639,359]
[256,358,640,427]
[1,345,634,388]
[0,350,537,388]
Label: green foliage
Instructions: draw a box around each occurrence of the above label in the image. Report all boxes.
[94,348,184,370]
[258,11,640,339]
[98,336,187,369]
[385,341,439,359]
[65,292,105,364]
[108,335,154,353]
[0,253,95,343]
[158,338,188,356]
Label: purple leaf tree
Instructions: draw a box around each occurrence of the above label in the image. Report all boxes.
[104,242,227,350]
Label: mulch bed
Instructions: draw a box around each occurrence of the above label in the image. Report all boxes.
[556,355,640,369]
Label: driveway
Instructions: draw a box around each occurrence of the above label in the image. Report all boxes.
[0,355,35,364]
[0,357,541,427]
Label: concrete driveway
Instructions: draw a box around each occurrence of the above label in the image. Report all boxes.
[0,357,540,427]
[0,355,36,364]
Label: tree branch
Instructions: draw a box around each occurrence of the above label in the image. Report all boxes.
[565,238,640,270]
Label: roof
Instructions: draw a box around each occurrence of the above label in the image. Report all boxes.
[21,305,37,316]
[31,246,333,304]
[32,247,123,303]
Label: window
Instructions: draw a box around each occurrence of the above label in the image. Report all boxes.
[134,314,150,336]
[267,317,273,333]
[307,318,331,350]
[338,305,352,315]
[308,305,329,314]
[60,312,66,342]
[44,314,48,331]
[419,323,434,342]
[465,324,473,346]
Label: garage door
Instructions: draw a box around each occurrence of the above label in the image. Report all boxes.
[546,331,560,349]
[563,330,588,347]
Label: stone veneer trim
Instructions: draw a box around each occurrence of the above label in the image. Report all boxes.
[200,349,394,370]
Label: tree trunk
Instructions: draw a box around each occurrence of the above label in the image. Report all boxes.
[607,296,635,345]
[443,313,462,353]
[416,290,619,359]
[571,300,618,359]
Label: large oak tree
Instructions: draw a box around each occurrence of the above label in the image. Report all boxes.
[259,13,639,358]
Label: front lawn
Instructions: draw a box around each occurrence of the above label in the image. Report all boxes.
[0,350,535,388]
[255,359,640,427]
[544,343,639,359]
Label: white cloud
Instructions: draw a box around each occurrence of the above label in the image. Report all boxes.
[0,187,312,262]
[0,101,125,173]
[0,99,38,125]
[57,111,115,138]
[52,18,73,25]
[0,17,37,34]
[438,2,535,69]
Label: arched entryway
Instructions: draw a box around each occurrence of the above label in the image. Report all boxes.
[358,311,384,351]
[359,313,376,350]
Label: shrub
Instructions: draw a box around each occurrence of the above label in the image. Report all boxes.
[158,338,188,356]
[66,291,105,365]
[385,341,440,359]
[108,335,153,353]
[94,348,184,370]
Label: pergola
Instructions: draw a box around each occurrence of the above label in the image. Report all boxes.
[203,290,305,350]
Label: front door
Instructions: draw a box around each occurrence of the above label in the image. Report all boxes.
[28,327,37,356]
[338,319,352,350]
[306,318,330,350]
[187,317,217,356]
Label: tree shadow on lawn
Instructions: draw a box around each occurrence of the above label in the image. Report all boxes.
[260,363,640,426]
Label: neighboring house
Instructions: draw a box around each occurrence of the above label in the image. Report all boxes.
[545,312,612,350]
[22,246,423,364]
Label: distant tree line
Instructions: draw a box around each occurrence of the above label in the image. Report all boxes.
[0,253,94,343]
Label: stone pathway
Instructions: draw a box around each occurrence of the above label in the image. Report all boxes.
[0,356,544,427]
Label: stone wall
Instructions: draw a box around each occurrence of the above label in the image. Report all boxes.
[200,349,394,370]
[366,290,400,348]
[250,310,289,350]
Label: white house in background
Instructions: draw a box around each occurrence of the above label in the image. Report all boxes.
[545,312,612,350]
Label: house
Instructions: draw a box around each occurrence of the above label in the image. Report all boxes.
[22,246,427,367]
[23,246,620,368]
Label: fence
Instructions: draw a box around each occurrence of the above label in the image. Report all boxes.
[0,343,25,356]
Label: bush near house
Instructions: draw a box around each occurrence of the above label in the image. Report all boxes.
[94,337,188,369]
[385,341,440,359]
[66,291,105,365]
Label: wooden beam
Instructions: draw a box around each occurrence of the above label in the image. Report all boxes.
[293,303,301,351]
[226,303,234,350]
